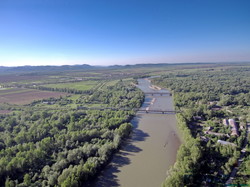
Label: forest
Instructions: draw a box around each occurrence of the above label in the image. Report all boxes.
[152,65,250,186]
[0,80,144,186]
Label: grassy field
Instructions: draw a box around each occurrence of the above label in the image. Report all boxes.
[103,80,119,87]
[43,80,99,91]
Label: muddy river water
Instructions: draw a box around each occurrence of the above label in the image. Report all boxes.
[93,78,182,187]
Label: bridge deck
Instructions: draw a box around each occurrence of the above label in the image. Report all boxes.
[77,106,179,114]
[138,109,177,114]
[144,92,172,96]
[144,92,170,94]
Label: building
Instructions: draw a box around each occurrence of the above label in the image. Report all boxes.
[229,119,239,136]
[217,140,236,147]
[223,119,229,126]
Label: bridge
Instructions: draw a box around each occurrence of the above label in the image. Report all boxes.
[138,107,178,114]
[144,92,172,96]
[78,106,134,111]
[77,106,179,114]
[137,109,177,114]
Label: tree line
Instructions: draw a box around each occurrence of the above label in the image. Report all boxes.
[0,81,144,186]
[152,66,250,186]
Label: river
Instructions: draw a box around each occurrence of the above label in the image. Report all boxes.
[92,78,182,187]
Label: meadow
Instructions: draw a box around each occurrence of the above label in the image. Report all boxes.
[42,80,99,91]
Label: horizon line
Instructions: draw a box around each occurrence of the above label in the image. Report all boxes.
[1,61,250,68]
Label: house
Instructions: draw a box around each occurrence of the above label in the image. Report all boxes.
[223,119,229,126]
[229,119,239,136]
[229,119,236,127]
[209,101,217,105]
[42,101,55,105]
[193,116,204,121]
[204,131,229,137]
[204,126,213,131]
[217,140,236,147]
[211,105,222,111]
[239,121,246,130]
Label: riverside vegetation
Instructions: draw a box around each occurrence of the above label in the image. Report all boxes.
[152,65,250,186]
[0,80,144,186]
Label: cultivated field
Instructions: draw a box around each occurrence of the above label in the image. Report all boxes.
[0,110,12,114]
[0,75,47,83]
[42,80,99,91]
[0,88,67,105]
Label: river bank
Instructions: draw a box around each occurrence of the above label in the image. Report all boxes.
[92,78,182,187]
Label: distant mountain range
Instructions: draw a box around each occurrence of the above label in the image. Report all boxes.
[1,62,248,75]
[0,63,154,73]
[0,62,208,71]
[0,64,93,71]
[0,64,98,75]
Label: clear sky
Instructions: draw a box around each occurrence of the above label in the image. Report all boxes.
[0,0,250,66]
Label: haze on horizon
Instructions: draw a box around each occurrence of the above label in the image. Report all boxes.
[0,0,250,67]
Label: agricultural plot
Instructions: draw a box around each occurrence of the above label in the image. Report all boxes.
[42,80,99,91]
[0,88,67,105]
[90,79,122,91]
[0,110,11,114]
[0,75,47,83]
[102,80,119,88]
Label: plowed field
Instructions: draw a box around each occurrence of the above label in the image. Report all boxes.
[0,88,67,105]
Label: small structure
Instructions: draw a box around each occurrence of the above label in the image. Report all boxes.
[229,119,236,127]
[240,124,244,130]
[42,101,55,105]
[204,131,229,137]
[75,77,83,81]
[193,116,203,121]
[223,119,229,126]
[211,105,222,111]
[209,101,217,105]
[204,126,213,131]
[229,119,239,136]
[217,140,236,147]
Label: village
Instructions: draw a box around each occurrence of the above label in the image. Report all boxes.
[187,100,250,183]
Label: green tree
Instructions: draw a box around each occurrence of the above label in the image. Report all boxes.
[23,173,31,186]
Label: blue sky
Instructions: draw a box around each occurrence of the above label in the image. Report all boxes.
[0,0,250,66]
